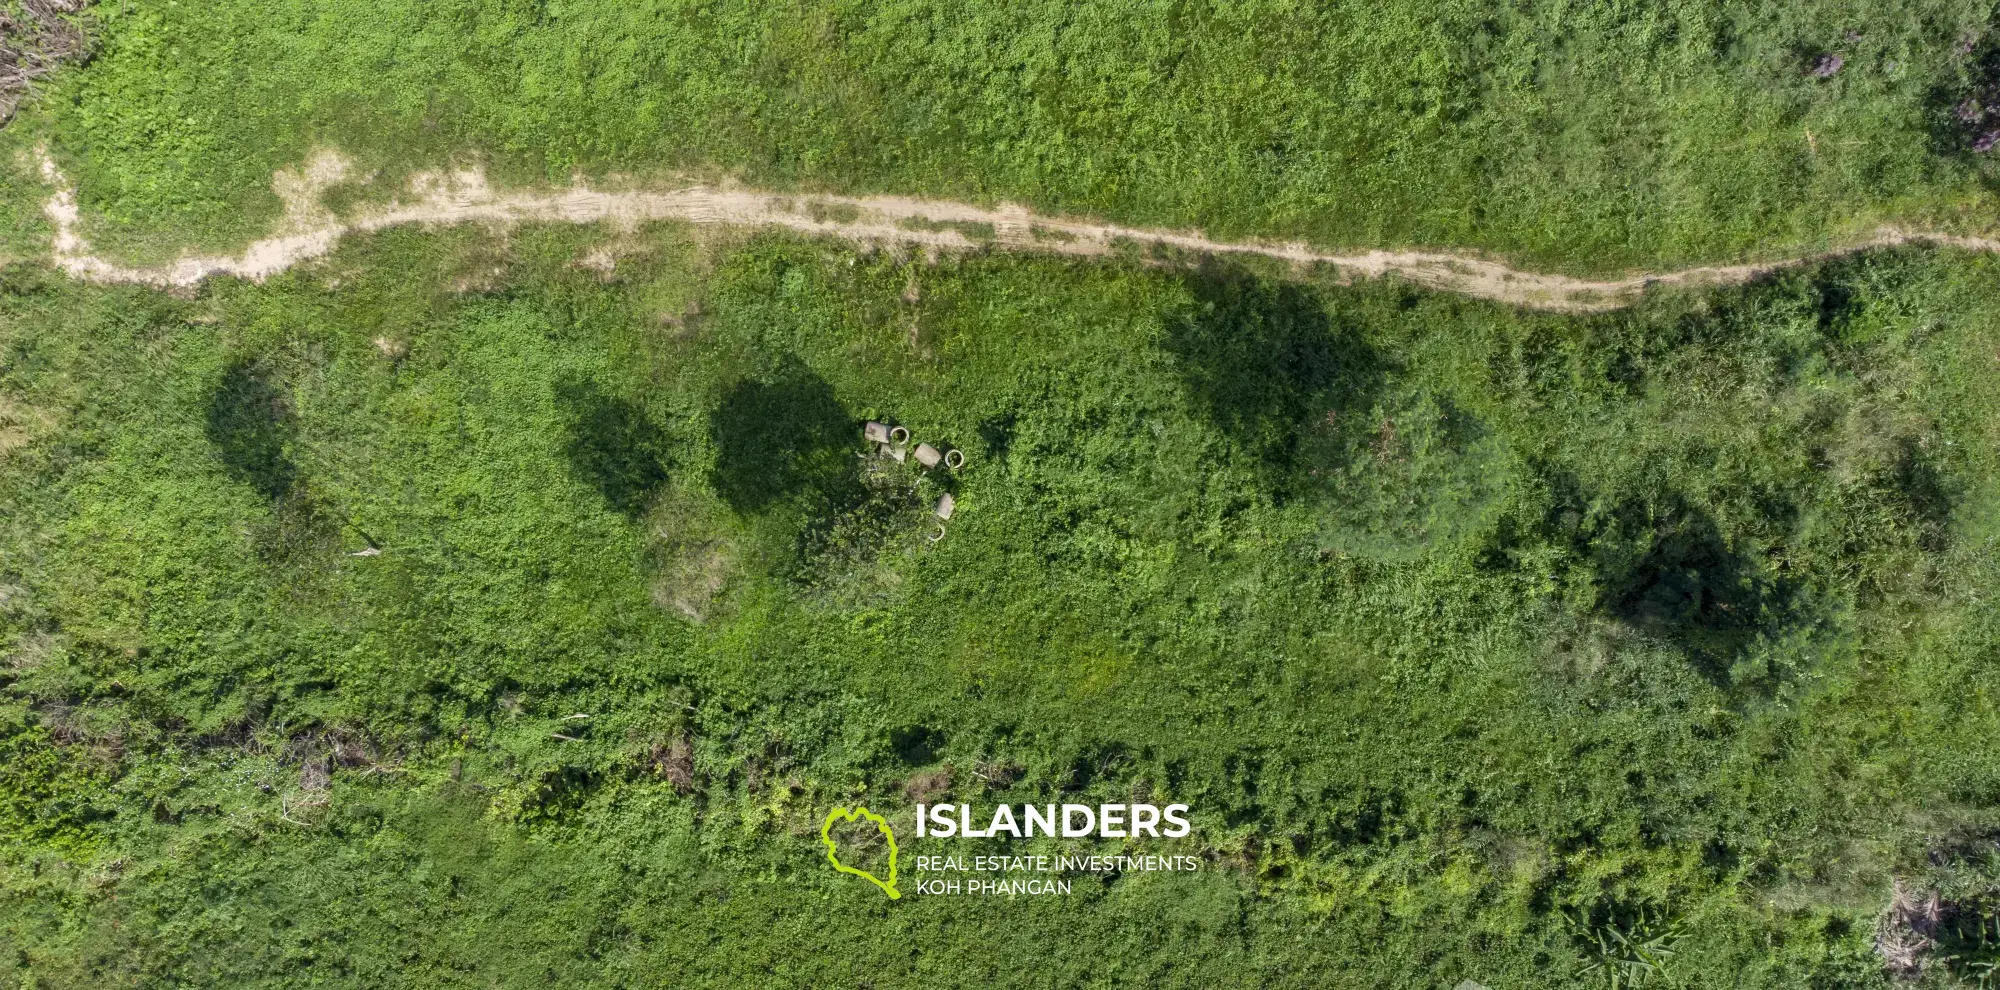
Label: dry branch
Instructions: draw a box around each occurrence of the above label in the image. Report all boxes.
[0,0,92,124]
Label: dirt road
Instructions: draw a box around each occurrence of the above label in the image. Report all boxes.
[37,150,2000,311]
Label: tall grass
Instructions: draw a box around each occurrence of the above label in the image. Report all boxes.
[6,0,2000,268]
[0,223,1997,985]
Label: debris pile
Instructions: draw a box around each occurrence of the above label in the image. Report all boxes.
[1875,880,1943,978]
[863,419,965,540]
[0,0,89,124]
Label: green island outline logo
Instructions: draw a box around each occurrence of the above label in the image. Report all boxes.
[821,805,901,900]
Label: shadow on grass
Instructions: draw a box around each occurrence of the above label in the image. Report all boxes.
[709,356,929,584]
[1482,465,1812,691]
[1162,261,1386,487]
[207,358,302,504]
[1593,495,1797,685]
[206,357,338,560]
[556,377,671,519]
[709,356,861,517]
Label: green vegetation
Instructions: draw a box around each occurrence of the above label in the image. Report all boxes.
[16,1,2000,267]
[13,3,2000,983]
[2,216,1999,986]
[898,216,997,242]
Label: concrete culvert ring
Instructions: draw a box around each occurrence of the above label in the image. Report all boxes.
[889,426,910,445]
[944,449,965,470]
[928,523,947,543]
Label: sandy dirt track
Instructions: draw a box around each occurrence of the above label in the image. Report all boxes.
[37,150,2000,311]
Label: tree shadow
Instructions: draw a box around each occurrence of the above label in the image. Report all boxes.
[889,725,945,767]
[1161,261,1385,487]
[708,357,942,588]
[206,358,302,504]
[1547,476,1804,688]
[708,356,859,517]
[555,377,671,519]
[1891,438,1954,554]
[1595,498,1792,680]
[206,357,339,560]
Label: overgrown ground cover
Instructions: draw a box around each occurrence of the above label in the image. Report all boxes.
[3,221,2000,986]
[17,1,2000,267]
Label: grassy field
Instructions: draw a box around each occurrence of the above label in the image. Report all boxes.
[8,4,2000,982]
[11,1,2000,268]
[2,218,1999,985]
